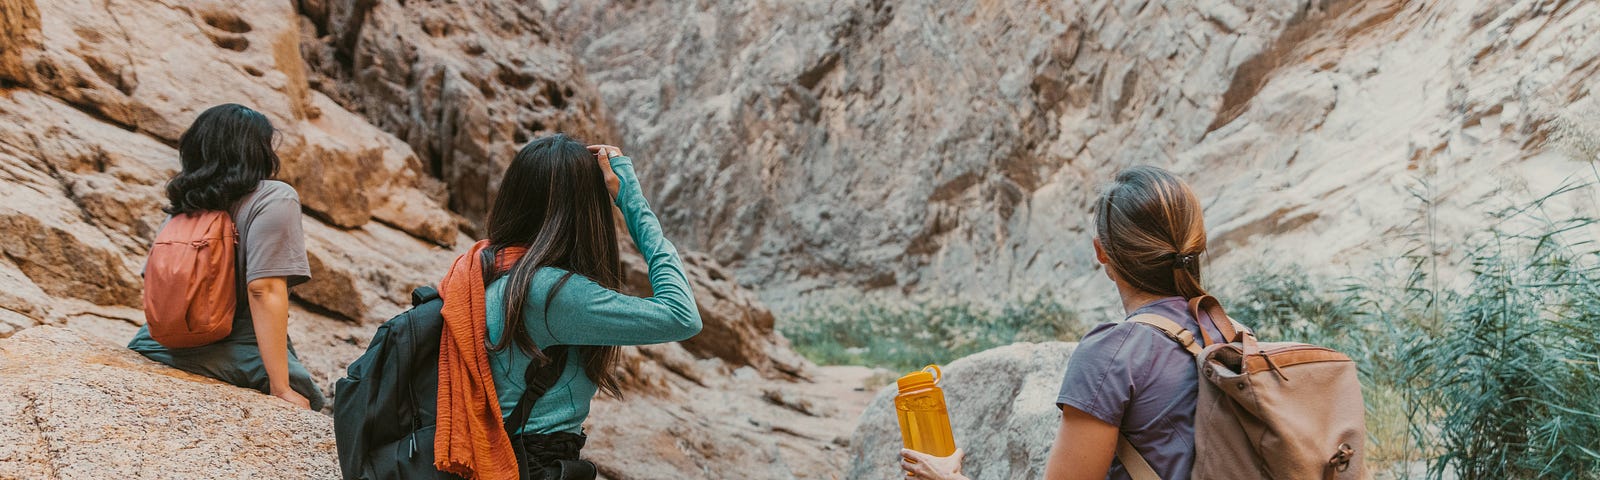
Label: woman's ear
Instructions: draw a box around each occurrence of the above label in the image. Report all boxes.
[1094,238,1117,282]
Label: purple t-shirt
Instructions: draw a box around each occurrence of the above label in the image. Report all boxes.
[1056,297,1225,480]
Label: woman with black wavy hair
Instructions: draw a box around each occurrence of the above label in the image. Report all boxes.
[128,103,323,410]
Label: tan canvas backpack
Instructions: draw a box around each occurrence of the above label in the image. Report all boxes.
[142,210,238,348]
[1119,295,1368,480]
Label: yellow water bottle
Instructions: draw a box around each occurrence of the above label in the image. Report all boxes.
[894,364,956,456]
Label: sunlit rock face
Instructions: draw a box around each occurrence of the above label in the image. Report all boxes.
[551,0,1600,308]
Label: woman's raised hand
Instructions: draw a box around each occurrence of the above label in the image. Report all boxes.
[587,144,622,200]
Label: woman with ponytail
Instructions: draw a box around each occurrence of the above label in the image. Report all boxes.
[901,166,1221,480]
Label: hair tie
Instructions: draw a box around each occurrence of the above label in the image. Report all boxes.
[1173,254,1196,270]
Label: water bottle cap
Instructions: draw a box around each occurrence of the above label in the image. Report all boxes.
[896,364,943,391]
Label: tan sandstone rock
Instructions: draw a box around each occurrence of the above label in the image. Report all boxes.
[2,0,458,246]
[0,326,340,479]
[299,0,613,226]
[848,342,1076,480]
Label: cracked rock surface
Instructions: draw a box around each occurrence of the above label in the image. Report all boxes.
[0,326,341,479]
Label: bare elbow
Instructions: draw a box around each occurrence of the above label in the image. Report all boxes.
[246,277,287,299]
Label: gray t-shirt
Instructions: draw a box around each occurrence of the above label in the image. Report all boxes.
[1056,296,1225,480]
[228,180,312,289]
[147,180,312,321]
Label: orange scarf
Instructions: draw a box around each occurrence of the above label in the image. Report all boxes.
[435,240,526,479]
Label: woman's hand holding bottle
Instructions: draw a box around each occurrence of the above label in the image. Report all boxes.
[900,448,969,480]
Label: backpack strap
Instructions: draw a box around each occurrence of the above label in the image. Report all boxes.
[1117,435,1162,480]
[1127,314,1203,357]
[1118,314,1192,480]
[1188,295,1252,344]
[410,285,440,306]
[506,345,571,434]
[1188,295,1259,357]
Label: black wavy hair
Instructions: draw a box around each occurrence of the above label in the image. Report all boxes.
[163,104,280,215]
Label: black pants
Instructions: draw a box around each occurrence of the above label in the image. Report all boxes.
[511,432,595,480]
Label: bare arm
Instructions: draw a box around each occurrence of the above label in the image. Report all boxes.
[1043,406,1119,480]
[247,276,310,409]
[896,406,1119,479]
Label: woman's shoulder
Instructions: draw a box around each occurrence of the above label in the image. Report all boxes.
[526,266,610,292]
[1075,321,1143,354]
[251,180,300,201]
[1075,318,1182,359]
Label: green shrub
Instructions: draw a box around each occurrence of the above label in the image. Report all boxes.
[778,292,1085,372]
[1216,267,1361,348]
[1221,191,1600,478]
[1396,213,1600,480]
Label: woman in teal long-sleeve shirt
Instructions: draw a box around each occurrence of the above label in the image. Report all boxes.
[478,134,701,473]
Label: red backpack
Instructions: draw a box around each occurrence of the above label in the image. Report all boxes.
[142,211,239,348]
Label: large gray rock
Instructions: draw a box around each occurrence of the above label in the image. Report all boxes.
[849,342,1076,480]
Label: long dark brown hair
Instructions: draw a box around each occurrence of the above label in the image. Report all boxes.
[484,133,624,399]
[1094,166,1209,299]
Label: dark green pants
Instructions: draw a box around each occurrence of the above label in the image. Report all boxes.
[128,315,326,410]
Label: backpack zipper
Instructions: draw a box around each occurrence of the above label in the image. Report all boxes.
[1260,344,1342,355]
[406,313,420,459]
[1249,343,1351,379]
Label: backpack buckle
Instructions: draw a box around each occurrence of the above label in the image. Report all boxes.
[1174,329,1196,350]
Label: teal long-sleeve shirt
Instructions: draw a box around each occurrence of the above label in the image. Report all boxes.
[484,155,702,435]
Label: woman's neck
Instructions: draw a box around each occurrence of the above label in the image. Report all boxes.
[1116,283,1169,316]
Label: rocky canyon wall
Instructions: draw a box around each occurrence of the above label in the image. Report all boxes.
[551,0,1600,308]
[2,0,1598,478]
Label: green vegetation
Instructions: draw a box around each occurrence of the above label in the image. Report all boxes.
[1218,185,1600,479]
[779,292,1085,372]
[1399,219,1600,478]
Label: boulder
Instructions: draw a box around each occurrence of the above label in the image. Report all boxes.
[0,326,339,479]
[0,258,52,337]
[848,342,1076,480]
[0,86,458,332]
[295,219,462,324]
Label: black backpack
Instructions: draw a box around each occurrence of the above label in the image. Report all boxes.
[333,285,574,480]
